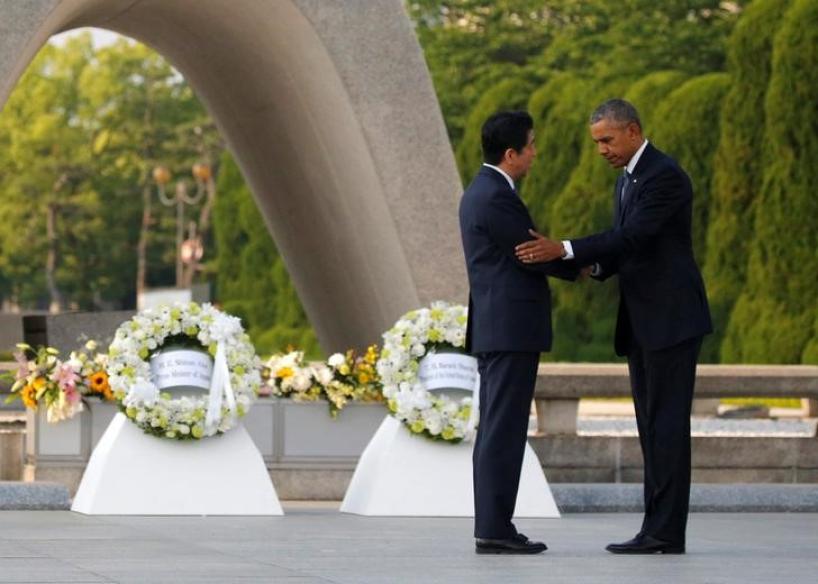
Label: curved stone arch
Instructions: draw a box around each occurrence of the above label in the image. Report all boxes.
[0,0,467,351]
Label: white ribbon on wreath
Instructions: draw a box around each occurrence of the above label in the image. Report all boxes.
[205,340,237,433]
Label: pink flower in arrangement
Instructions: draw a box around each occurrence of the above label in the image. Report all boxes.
[52,362,80,393]
[63,384,80,405]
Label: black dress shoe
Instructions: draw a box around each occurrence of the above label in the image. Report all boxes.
[606,535,685,555]
[476,533,547,555]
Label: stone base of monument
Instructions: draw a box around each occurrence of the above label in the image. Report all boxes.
[71,413,283,515]
[340,416,560,517]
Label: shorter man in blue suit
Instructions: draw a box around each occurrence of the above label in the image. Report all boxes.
[459,111,579,554]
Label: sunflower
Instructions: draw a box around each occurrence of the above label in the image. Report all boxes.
[89,371,110,393]
[21,383,38,409]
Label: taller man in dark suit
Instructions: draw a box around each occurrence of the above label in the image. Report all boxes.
[516,99,712,554]
[459,111,579,555]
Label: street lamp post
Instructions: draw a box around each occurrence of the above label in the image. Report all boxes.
[154,164,211,288]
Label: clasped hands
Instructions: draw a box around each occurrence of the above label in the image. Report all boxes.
[515,229,565,263]
[515,229,593,278]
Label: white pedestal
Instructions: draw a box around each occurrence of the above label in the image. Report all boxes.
[72,413,283,515]
[340,416,560,517]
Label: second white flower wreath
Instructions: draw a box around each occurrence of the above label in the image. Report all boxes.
[376,302,478,443]
[106,302,261,440]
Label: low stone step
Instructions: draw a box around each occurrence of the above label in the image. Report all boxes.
[0,481,70,510]
[3,481,817,513]
[552,483,818,513]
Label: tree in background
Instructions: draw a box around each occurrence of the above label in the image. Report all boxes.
[0,38,94,310]
[407,0,557,147]
[521,73,591,232]
[0,35,221,311]
[82,38,220,304]
[724,0,818,364]
[704,0,790,362]
[5,2,815,365]
[651,73,730,273]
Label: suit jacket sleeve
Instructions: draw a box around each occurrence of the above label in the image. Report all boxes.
[485,194,579,281]
[571,167,689,266]
[591,256,619,282]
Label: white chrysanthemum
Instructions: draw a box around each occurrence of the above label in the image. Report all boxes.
[327,353,345,368]
[123,379,159,407]
[312,364,334,386]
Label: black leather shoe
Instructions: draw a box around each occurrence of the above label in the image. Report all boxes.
[476,533,547,555]
[605,535,685,555]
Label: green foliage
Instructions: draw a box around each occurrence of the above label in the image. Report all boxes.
[212,153,319,358]
[0,38,94,306]
[408,1,559,147]
[4,2,813,368]
[802,312,818,364]
[652,74,730,269]
[623,71,690,127]
[723,0,818,363]
[706,0,790,362]
[0,35,218,309]
[538,1,737,80]
[521,73,592,231]
[411,0,741,158]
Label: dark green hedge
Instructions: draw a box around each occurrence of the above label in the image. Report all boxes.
[723,0,818,363]
[705,0,790,363]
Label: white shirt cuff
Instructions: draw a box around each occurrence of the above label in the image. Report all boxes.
[561,240,575,260]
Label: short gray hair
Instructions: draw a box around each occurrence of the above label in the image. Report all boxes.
[589,99,642,129]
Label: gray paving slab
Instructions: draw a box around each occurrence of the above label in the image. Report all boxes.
[0,506,816,583]
[552,483,818,512]
[0,482,70,510]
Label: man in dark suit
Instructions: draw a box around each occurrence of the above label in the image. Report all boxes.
[459,111,579,555]
[515,99,712,554]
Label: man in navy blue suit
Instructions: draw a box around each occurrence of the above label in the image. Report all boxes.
[516,99,712,554]
[459,111,579,555]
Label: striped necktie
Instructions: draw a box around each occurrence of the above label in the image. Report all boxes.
[620,171,633,206]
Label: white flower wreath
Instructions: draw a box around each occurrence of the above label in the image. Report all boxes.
[106,302,261,440]
[376,301,477,443]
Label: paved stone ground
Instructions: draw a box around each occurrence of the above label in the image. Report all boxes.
[1,504,816,583]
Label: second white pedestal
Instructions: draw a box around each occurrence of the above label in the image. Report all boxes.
[72,413,283,515]
[340,416,560,517]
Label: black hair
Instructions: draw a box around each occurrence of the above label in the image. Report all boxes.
[589,99,642,130]
[481,111,534,165]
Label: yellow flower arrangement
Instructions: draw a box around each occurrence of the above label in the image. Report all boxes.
[261,345,385,418]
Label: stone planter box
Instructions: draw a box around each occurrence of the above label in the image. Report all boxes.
[0,423,25,480]
[27,396,387,497]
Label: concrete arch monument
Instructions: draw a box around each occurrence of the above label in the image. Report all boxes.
[0,0,468,351]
